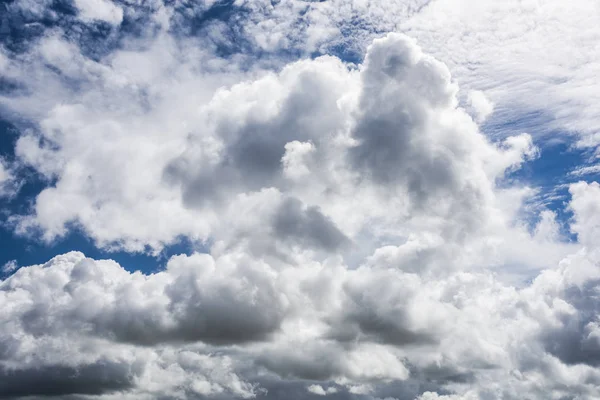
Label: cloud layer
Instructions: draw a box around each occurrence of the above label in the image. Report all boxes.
[2,188,600,399]
[1,1,600,399]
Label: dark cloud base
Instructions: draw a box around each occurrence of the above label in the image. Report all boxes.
[0,361,136,398]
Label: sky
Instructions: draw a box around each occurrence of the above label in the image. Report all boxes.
[1,0,600,399]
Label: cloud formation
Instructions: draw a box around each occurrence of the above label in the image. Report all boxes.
[2,192,600,399]
[1,1,599,399]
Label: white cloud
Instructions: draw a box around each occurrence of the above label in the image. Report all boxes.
[400,0,600,141]
[1,6,599,399]
[568,181,600,248]
[570,164,600,177]
[467,90,494,123]
[0,158,18,198]
[8,0,600,154]
[1,260,17,274]
[0,160,11,190]
[0,251,262,398]
[416,392,479,400]
[307,384,327,395]
[73,0,124,25]
[307,384,338,395]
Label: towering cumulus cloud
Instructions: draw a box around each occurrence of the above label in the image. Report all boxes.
[1,1,599,399]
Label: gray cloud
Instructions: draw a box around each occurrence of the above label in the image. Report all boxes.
[5,253,286,348]
[349,34,482,216]
[325,267,440,348]
[0,361,137,398]
[272,197,350,253]
[256,347,345,382]
[540,281,600,367]
[163,65,345,210]
[328,310,437,347]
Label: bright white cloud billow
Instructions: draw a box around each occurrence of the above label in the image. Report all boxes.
[1,1,600,399]
[73,0,124,25]
[466,90,494,124]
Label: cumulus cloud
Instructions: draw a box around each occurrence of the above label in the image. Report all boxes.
[2,28,537,261]
[3,224,600,399]
[568,181,600,248]
[2,251,286,347]
[416,392,478,400]
[0,4,598,399]
[307,384,338,396]
[2,173,599,399]
[0,253,261,399]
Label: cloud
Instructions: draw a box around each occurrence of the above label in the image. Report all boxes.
[0,260,17,275]
[0,161,10,186]
[4,0,600,154]
[466,90,494,123]
[2,251,287,347]
[3,220,600,399]
[73,0,124,25]
[0,159,17,198]
[1,7,599,399]
[569,164,600,177]
[0,254,260,399]
[307,384,338,396]
[272,197,350,253]
[0,361,136,398]
[325,267,441,347]
[5,206,600,399]
[416,392,478,400]
[2,29,536,262]
[568,181,600,247]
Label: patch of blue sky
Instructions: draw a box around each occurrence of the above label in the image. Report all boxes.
[0,220,202,276]
[2,0,120,60]
[0,226,200,277]
[504,138,599,242]
[172,0,237,35]
[312,16,372,65]
[481,105,600,242]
